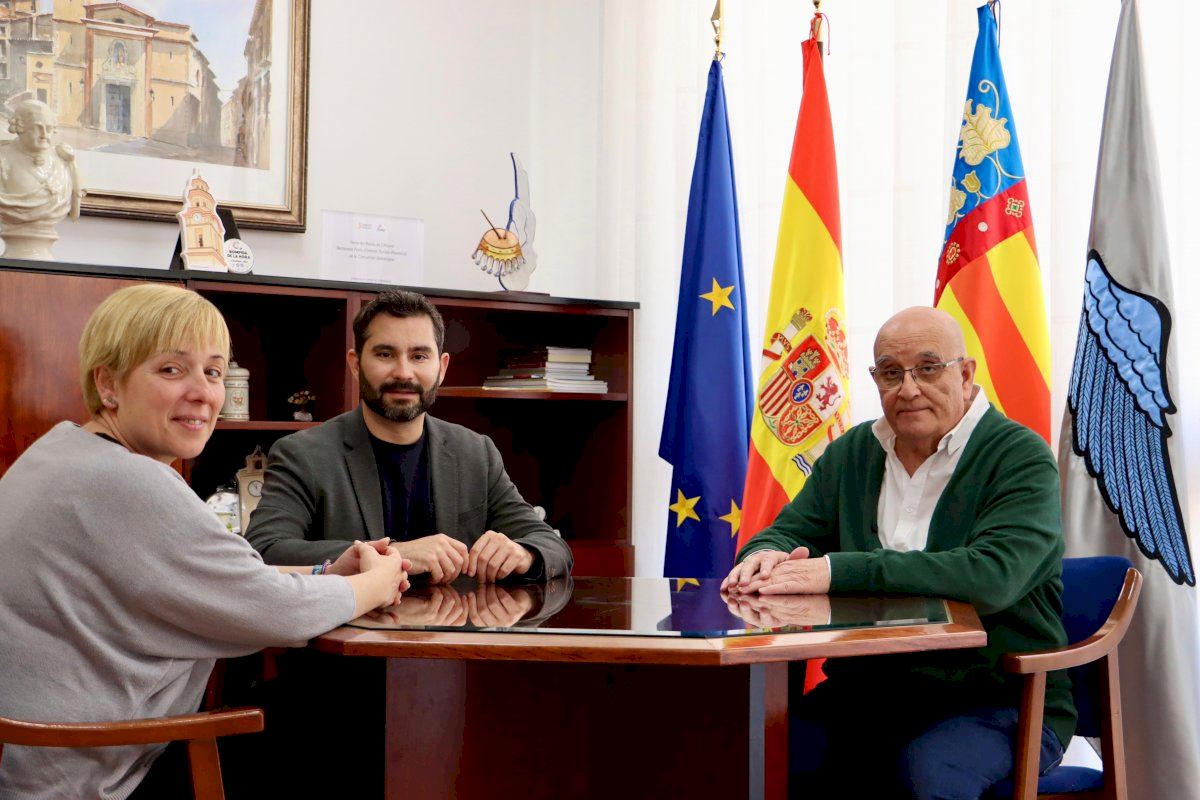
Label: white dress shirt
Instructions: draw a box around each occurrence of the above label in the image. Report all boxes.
[870,387,991,552]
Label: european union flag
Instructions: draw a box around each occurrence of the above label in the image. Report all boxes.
[659,60,754,579]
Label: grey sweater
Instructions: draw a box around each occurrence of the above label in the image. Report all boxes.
[0,424,355,800]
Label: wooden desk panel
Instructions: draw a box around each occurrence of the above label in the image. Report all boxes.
[383,659,787,799]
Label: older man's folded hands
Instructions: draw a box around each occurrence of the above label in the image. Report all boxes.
[720,545,831,596]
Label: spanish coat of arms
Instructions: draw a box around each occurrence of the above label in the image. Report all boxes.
[757,307,849,456]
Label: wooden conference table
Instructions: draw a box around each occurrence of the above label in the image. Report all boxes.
[312,576,984,800]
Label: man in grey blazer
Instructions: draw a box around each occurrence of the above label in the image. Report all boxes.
[246,290,572,582]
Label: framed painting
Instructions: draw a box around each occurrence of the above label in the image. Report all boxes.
[6,0,310,231]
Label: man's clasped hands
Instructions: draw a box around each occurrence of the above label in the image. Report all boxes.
[719,546,834,629]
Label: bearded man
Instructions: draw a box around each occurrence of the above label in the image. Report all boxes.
[247,290,571,583]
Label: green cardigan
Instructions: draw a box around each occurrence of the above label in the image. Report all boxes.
[737,407,1077,747]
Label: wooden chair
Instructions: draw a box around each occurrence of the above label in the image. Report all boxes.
[0,707,264,800]
[996,557,1142,800]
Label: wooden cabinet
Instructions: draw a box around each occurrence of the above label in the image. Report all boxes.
[0,267,167,470]
[0,261,637,576]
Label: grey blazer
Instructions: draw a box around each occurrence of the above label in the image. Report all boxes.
[245,408,572,579]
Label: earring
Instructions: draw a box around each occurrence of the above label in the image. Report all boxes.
[103,396,118,409]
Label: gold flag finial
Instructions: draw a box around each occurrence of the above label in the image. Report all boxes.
[710,0,724,61]
[811,7,830,57]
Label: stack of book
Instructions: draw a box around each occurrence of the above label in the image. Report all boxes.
[483,347,609,393]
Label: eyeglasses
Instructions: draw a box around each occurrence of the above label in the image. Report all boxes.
[868,357,964,389]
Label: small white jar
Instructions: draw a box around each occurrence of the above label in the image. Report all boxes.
[221,361,251,420]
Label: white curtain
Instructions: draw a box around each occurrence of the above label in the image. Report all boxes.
[596,0,1199,580]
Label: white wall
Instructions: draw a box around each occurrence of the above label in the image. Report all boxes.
[52,0,604,301]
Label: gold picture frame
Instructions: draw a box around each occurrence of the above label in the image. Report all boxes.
[43,0,311,231]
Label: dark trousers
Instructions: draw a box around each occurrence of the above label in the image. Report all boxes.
[91,652,386,800]
[218,650,386,798]
[789,666,1064,800]
[127,741,191,800]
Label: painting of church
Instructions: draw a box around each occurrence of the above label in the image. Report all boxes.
[0,0,271,169]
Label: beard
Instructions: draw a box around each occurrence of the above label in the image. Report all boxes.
[360,374,439,422]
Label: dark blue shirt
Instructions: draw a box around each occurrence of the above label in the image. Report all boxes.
[367,429,434,542]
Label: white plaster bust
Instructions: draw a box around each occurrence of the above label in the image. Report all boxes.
[0,100,84,260]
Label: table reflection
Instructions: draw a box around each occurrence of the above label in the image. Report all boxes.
[723,593,833,629]
[346,577,950,638]
[354,578,572,630]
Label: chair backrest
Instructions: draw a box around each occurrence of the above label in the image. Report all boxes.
[1059,555,1132,738]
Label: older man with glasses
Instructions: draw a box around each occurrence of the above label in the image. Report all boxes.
[722,306,1074,800]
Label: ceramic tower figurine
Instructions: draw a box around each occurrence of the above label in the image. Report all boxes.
[177,169,226,270]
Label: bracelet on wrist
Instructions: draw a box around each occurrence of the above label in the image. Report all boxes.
[312,559,332,575]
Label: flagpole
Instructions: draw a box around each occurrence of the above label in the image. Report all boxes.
[811,1,829,59]
[710,0,724,61]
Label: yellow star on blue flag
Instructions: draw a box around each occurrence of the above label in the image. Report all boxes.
[669,489,701,528]
[700,278,736,316]
[719,500,742,538]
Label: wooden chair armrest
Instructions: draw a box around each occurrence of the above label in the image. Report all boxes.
[0,707,263,748]
[1003,568,1141,675]
[1004,632,1117,673]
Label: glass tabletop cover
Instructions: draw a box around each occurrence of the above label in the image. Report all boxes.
[345,576,950,639]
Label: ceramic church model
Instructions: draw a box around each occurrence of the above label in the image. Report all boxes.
[176,169,226,270]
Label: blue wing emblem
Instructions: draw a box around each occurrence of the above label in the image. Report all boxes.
[1069,251,1194,585]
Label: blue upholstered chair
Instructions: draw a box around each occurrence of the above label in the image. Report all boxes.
[990,556,1142,800]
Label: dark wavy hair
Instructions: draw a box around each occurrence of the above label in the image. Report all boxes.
[353,290,445,354]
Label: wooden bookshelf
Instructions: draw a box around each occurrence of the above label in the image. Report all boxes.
[440,387,629,402]
[0,261,637,576]
[214,420,321,431]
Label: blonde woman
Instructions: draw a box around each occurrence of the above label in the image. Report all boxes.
[0,284,408,800]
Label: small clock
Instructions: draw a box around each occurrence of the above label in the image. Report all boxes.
[192,212,202,223]
[236,447,267,532]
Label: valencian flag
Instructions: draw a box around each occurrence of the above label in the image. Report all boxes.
[659,58,754,579]
[936,4,1050,441]
[1059,0,1200,795]
[736,19,849,553]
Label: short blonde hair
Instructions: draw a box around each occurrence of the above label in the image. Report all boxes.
[79,284,230,414]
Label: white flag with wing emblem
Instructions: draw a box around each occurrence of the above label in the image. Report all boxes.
[1058,1,1200,795]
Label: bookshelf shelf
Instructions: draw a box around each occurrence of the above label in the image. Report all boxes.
[440,387,628,402]
[214,420,321,431]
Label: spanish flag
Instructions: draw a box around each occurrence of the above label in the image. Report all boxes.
[936,4,1049,441]
[737,22,848,552]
